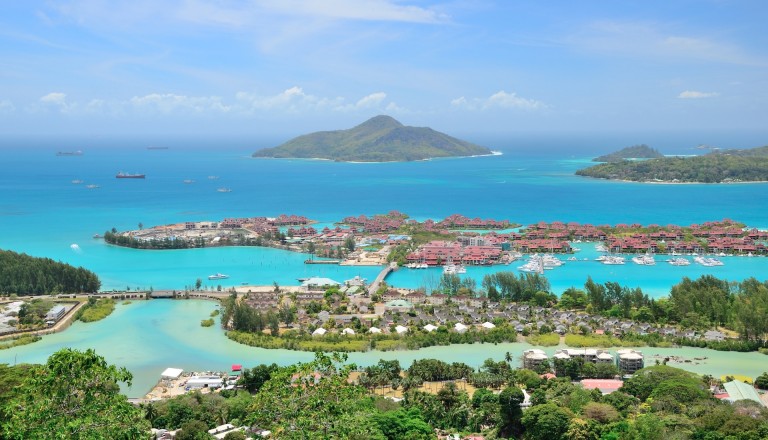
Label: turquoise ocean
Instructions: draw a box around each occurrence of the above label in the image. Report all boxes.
[1,132,767,396]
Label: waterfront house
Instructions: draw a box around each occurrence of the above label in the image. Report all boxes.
[522,349,549,370]
[617,349,645,375]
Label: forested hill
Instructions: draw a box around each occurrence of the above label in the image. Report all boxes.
[577,145,768,183]
[0,249,100,294]
[593,144,664,162]
[252,115,492,162]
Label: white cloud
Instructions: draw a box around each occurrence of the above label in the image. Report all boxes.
[261,0,448,24]
[40,92,68,106]
[0,100,15,114]
[451,90,545,111]
[678,90,719,99]
[129,93,230,113]
[236,87,395,113]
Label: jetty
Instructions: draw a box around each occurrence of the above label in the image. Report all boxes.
[368,262,398,295]
[304,259,342,264]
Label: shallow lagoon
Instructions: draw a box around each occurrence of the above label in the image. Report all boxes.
[1,300,766,398]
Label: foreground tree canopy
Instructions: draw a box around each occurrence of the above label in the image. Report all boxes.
[3,350,768,439]
[1,348,149,439]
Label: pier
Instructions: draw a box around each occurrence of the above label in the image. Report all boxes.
[304,259,342,264]
[368,262,398,295]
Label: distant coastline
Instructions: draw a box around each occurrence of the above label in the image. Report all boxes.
[251,150,503,164]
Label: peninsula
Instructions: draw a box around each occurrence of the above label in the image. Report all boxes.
[252,115,492,162]
[577,145,768,183]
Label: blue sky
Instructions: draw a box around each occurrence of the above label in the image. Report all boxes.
[1,0,767,139]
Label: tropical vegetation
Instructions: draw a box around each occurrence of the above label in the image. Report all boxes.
[592,144,664,162]
[577,145,768,182]
[0,249,100,294]
[252,115,491,162]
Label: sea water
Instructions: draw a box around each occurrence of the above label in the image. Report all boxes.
[0,135,766,294]
[2,134,768,395]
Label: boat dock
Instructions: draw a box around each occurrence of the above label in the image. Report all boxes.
[368,262,398,295]
[304,259,342,264]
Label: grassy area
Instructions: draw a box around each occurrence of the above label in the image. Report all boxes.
[564,333,646,348]
[0,335,41,350]
[210,309,220,317]
[526,333,560,346]
[77,299,116,323]
[200,318,215,327]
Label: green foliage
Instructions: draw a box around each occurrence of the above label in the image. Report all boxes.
[238,363,279,393]
[592,144,664,162]
[520,403,572,440]
[175,420,212,440]
[245,352,382,438]
[577,148,768,183]
[620,365,703,401]
[0,249,100,294]
[200,318,215,327]
[482,272,551,302]
[252,115,491,162]
[498,386,525,436]
[0,334,41,350]
[1,348,149,439]
[527,332,560,346]
[77,298,115,322]
[755,372,768,390]
[371,407,434,440]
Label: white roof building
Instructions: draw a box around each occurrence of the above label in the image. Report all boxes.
[368,326,382,334]
[161,368,184,380]
[395,325,408,334]
[481,321,496,329]
[341,327,356,335]
[454,323,468,333]
[423,324,438,332]
[312,328,327,336]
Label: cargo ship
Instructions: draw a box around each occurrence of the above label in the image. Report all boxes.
[116,172,146,179]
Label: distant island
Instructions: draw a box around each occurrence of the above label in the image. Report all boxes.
[252,115,492,162]
[592,144,663,162]
[577,145,768,183]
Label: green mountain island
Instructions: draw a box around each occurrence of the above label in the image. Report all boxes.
[577,145,768,183]
[252,115,492,162]
[592,144,664,162]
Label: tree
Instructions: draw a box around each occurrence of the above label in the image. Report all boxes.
[195,278,203,290]
[520,403,572,440]
[175,420,211,440]
[2,348,149,439]
[755,372,768,390]
[498,385,525,436]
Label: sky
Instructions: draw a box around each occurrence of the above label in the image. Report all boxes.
[1,0,767,140]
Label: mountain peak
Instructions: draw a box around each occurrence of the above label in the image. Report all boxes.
[353,115,404,132]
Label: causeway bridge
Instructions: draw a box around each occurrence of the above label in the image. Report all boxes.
[368,262,399,295]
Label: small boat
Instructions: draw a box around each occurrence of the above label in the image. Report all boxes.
[57,150,83,156]
[632,254,656,265]
[85,184,100,189]
[208,176,220,180]
[602,256,626,265]
[93,233,101,239]
[208,273,229,280]
[183,179,195,184]
[71,179,84,184]
[217,188,232,193]
[668,257,690,266]
[116,172,145,179]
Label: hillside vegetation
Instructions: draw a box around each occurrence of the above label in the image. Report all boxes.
[593,144,664,162]
[0,249,100,295]
[577,145,768,183]
[252,115,492,162]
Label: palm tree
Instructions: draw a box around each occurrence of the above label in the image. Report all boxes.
[505,351,513,366]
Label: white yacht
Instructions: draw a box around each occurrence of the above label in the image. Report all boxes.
[668,257,690,266]
[602,256,626,265]
[631,254,656,265]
